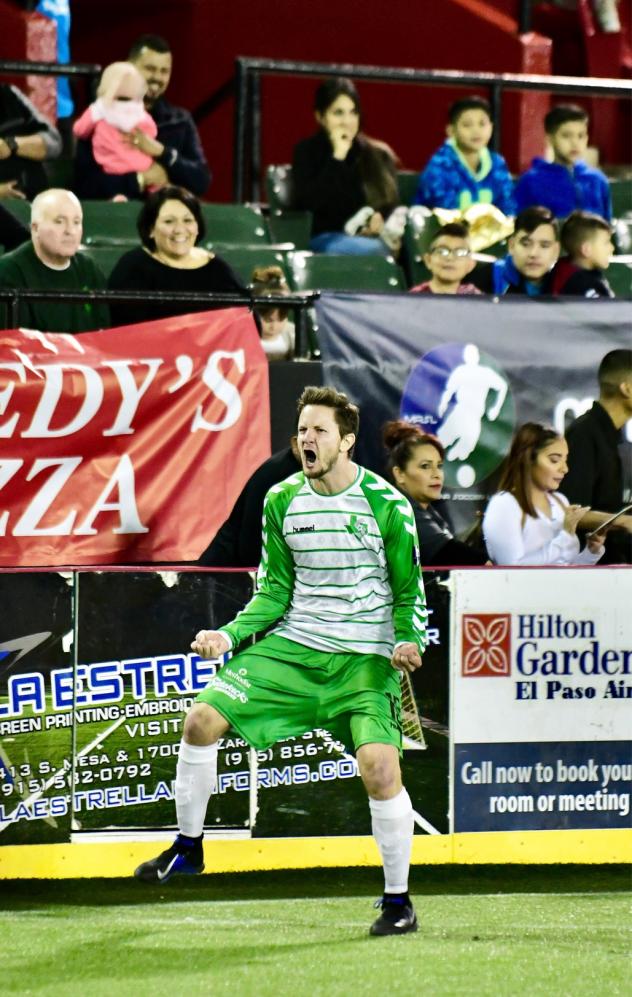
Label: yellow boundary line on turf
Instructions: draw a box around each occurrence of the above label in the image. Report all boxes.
[0,828,630,878]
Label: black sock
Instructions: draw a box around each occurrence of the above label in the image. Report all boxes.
[384,891,410,905]
[176,833,203,850]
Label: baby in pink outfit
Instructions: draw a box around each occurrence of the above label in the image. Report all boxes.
[73,61,157,176]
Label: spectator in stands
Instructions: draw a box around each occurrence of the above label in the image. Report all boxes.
[73,62,160,189]
[471,206,560,295]
[483,422,605,565]
[75,34,211,200]
[107,186,247,326]
[383,421,488,566]
[0,188,109,333]
[412,96,515,217]
[514,105,611,220]
[551,211,615,297]
[292,78,404,256]
[198,438,301,567]
[251,265,295,360]
[0,83,62,201]
[0,204,29,251]
[409,222,481,295]
[563,349,632,564]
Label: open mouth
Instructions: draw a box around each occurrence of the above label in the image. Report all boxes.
[303,448,317,469]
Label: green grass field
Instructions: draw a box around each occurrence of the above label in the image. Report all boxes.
[1,867,630,996]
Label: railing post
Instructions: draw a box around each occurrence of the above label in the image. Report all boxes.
[250,70,262,203]
[489,83,502,153]
[233,58,248,203]
[519,0,532,35]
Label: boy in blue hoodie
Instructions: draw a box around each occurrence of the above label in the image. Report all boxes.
[514,105,611,220]
[413,96,515,216]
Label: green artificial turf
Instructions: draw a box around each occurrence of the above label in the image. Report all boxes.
[1,867,630,996]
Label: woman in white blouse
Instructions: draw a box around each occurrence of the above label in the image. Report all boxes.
[483,422,606,566]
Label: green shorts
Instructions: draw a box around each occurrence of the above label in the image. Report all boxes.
[195,633,402,753]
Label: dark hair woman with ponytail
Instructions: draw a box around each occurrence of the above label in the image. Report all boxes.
[383,420,488,567]
[292,78,403,256]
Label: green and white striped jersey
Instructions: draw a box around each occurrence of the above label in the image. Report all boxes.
[220,465,428,660]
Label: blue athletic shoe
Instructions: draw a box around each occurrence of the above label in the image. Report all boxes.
[134,834,204,883]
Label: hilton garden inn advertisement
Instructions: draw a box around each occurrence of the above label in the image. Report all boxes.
[452,568,631,833]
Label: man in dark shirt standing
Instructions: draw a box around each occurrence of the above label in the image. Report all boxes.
[563,350,632,563]
[74,34,211,200]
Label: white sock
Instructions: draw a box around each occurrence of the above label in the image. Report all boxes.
[175,739,218,838]
[369,788,414,894]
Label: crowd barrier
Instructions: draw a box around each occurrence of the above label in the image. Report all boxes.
[1,565,629,878]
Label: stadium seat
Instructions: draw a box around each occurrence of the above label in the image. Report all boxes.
[81,201,140,245]
[200,203,269,246]
[286,251,406,292]
[605,258,632,297]
[609,178,632,219]
[4,200,31,226]
[266,210,313,250]
[212,245,292,285]
[266,164,293,212]
[81,245,127,279]
[397,170,419,206]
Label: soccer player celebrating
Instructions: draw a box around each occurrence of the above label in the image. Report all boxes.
[135,386,428,937]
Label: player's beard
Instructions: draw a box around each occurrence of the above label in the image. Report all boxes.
[302,449,338,479]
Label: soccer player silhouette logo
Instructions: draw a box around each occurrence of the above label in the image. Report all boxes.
[437,344,508,462]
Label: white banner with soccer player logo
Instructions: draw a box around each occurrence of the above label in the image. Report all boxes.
[450,568,632,833]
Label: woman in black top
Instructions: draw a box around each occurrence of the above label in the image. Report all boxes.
[383,420,488,567]
[108,186,247,326]
[292,78,401,256]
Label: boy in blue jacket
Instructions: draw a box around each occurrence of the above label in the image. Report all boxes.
[514,105,611,220]
[413,96,515,216]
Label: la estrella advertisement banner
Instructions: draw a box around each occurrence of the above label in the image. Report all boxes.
[0,569,449,845]
[451,568,632,833]
[315,294,632,536]
[0,309,270,565]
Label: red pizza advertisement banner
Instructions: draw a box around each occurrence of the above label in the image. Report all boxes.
[0,309,270,565]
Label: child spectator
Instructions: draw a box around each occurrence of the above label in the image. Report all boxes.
[410,222,481,295]
[413,96,515,216]
[251,265,295,361]
[471,206,560,295]
[73,62,158,182]
[514,105,611,220]
[552,211,615,297]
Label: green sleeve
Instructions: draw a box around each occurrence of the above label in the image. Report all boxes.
[220,485,295,648]
[380,494,429,653]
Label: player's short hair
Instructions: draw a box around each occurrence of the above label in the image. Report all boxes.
[429,221,471,248]
[128,34,171,60]
[297,386,359,441]
[598,350,632,399]
[544,104,588,135]
[513,205,560,239]
[497,422,562,518]
[136,185,205,249]
[382,420,444,478]
[560,211,612,258]
[448,96,492,125]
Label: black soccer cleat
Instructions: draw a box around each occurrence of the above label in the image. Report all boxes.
[134,834,204,884]
[369,896,418,936]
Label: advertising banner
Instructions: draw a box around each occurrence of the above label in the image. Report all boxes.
[451,568,632,833]
[0,309,270,565]
[316,294,632,536]
[0,568,451,845]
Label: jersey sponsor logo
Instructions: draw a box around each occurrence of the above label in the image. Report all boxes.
[292,524,315,533]
[462,613,511,677]
[400,342,515,488]
[345,514,368,538]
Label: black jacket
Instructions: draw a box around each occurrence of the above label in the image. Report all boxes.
[0,84,62,200]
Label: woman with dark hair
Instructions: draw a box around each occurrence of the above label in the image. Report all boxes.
[483,422,606,565]
[108,185,247,326]
[292,78,403,255]
[383,420,488,566]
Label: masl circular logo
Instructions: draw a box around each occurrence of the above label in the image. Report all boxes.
[400,343,515,488]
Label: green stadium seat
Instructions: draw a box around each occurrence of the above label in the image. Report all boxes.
[609,178,632,219]
[214,245,291,285]
[266,209,313,250]
[81,201,139,245]
[286,251,406,293]
[397,170,419,206]
[605,258,632,297]
[81,245,127,279]
[200,203,269,247]
[4,200,31,227]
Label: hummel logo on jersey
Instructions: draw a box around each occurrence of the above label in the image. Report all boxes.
[346,514,368,538]
[292,524,315,533]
